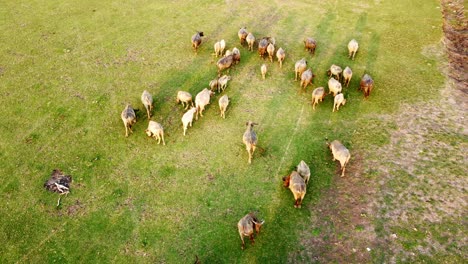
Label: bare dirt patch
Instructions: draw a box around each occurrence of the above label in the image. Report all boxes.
[290,152,378,263]
[369,81,467,262]
[67,199,84,216]
[290,81,467,263]
[441,0,467,93]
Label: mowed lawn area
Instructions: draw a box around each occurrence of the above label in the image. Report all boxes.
[1,0,457,263]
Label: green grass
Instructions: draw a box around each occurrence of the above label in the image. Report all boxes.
[0,0,450,263]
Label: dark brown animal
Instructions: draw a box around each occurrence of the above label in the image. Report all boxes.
[191,31,204,54]
[216,54,234,76]
[258,37,269,58]
[304,37,317,55]
[359,74,374,99]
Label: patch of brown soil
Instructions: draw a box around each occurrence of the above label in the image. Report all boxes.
[67,199,84,216]
[441,0,467,92]
[291,80,466,263]
[368,81,467,262]
[290,153,378,263]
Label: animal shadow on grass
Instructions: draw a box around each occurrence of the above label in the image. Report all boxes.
[365,32,380,75]
[300,11,338,91]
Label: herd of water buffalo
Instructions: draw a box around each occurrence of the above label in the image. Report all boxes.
[46,26,374,252]
[127,27,373,250]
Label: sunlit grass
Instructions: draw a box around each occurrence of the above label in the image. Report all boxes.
[0,0,447,262]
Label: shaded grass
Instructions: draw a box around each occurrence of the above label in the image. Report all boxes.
[0,0,450,263]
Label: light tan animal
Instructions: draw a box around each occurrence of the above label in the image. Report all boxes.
[267,43,275,62]
[328,77,342,97]
[218,95,229,119]
[246,32,255,51]
[327,140,351,177]
[191,31,204,54]
[141,90,153,119]
[300,69,314,91]
[237,212,264,250]
[214,40,221,57]
[176,91,194,110]
[216,54,234,76]
[145,121,165,145]
[243,121,258,164]
[311,87,326,110]
[261,64,267,80]
[343,66,352,87]
[121,104,136,137]
[238,27,248,45]
[304,37,317,55]
[218,75,231,92]
[297,160,311,185]
[348,39,359,60]
[328,64,342,81]
[181,107,196,136]
[214,39,226,57]
[276,47,285,68]
[294,58,307,81]
[283,171,306,208]
[333,93,346,112]
[195,88,214,120]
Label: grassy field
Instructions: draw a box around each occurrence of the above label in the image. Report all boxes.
[1,0,463,263]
